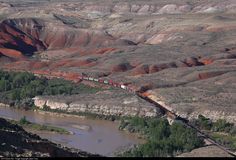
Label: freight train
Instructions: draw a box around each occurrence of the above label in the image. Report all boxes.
[78,75,181,122]
[79,75,136,93]
[12,68,179,122]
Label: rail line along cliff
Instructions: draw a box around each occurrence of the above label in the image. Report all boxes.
[0,0,236,157]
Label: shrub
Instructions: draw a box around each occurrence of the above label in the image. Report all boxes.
[19,116,30,125]
[42,104,51,111]
[193,115,212,130]
[119,117,204,157]
[212,119,234,132]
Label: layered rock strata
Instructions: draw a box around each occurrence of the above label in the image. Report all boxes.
[33,90,160,118]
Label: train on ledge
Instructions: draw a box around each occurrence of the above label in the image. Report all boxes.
[79,75,179,123]
[79,76,136,93]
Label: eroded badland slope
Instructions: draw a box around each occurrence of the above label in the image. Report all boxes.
[0,0,235,122]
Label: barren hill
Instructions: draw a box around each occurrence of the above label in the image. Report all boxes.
[0,0,235,122]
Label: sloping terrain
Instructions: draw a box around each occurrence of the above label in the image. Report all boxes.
[0,0,235,122]
[178,145,233,157]
[0,117,99,157]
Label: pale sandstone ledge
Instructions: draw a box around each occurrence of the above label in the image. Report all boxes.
[0,103,10,107]
[33,90,161,118]
[146,87,236,124]
[180,110,236,124]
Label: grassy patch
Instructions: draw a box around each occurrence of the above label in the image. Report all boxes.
[75,83,102,94]
[191,115,236,151]
[209,132,236,151]
[11,116,70,135]
[0,14,8,21]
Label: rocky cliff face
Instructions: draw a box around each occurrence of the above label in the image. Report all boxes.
[0,117,99,157]
[146,75,236,123]
[33,90,161,118]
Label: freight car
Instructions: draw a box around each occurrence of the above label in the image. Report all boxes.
[83,77,89,80]
[88,77,94,81]
[113,82,119,87]
[98,79,104,83]
[108,80,113,85]
[103,80,109,84]
[120,84,127,90]
[93,78,99,82]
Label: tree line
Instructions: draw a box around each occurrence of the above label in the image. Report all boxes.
[0,70,101,108]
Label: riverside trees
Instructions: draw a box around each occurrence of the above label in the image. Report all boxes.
[119,117,204,157]
[0,70,100,108]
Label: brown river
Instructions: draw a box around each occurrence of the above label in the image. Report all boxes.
[0,105,143,156]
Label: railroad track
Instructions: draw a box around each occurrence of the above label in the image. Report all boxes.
[2,68,236,156]
[184,122,236,157]
[136,92,236,157]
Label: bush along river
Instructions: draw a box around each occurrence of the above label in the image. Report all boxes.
[0,105,144,156]
[0,70,205,157]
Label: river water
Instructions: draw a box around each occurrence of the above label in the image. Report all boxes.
[0,106,142,156]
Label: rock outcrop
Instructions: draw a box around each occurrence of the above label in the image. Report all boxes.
[33,90,161,118]
[146,71,236,123]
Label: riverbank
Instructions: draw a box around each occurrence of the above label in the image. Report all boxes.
[0,105,143,156]
[9,117,72,135]
[33,90,160,119]
[117,117,205,157]
[0,70,160,121]
[0,117,100,157]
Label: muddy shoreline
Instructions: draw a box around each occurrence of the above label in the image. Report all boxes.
[0,104,144,156]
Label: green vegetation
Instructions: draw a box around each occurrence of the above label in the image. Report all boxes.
[210,133,236,150]
[19,116,30,125]
[192,115,236,134]
[0,14,7,21]
[12,116,70,134]
[193,114,212,130]
[212,119,234,133]
[118,117,204,157]
[0,70,102,108]
[191,115,236,151]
